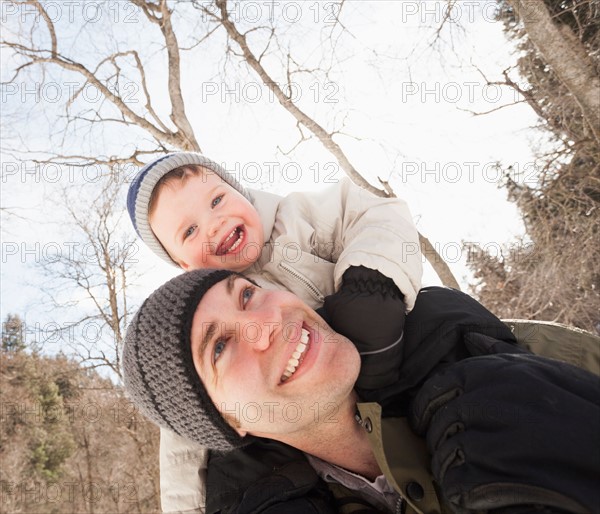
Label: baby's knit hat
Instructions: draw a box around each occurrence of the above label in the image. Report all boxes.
[122,268,246,451]
[127,152,252,265]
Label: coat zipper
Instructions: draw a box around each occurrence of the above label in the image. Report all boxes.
[395,497,403,513]
[278,262,325,303]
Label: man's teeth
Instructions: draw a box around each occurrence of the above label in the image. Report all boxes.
[281,329,309,382]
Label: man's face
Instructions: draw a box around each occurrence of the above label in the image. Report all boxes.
[149,172,264,271]
[190,276,361,439]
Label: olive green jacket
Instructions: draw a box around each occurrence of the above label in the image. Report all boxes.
[353,321,600,514]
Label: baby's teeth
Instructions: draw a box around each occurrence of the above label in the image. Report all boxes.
[224,228,244,254]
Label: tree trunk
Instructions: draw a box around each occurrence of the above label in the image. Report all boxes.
[508,0,600,143]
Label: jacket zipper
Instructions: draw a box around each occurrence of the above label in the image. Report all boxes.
[278,262,325,303]
[395,497,403,513]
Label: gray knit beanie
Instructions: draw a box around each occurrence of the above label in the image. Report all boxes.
[122,268,247,451]
[127,152,252,266]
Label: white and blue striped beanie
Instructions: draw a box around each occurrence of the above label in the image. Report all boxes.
[127,152,252,265]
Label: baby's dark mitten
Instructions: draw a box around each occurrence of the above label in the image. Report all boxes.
[324,266,406,390]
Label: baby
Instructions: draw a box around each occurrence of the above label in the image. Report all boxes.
[128,152,423,389]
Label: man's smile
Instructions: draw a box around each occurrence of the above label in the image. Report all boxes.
[278,324,323,385]
[280,327,310,383]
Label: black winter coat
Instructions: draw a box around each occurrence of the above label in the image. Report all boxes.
[205,287,600,514]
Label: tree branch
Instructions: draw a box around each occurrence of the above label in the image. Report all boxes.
[212,0,460,288]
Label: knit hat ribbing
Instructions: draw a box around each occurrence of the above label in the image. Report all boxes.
[122,269,246,452]
[127,152,252,266]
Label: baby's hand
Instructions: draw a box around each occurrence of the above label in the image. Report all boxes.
[324,266,406,390]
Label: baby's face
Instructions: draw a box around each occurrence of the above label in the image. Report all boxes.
[149,172,264,271]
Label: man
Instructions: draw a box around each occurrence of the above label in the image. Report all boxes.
[123,269,599,514]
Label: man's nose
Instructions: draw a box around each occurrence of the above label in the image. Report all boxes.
[240,305,282,352]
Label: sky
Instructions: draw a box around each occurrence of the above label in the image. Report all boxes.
[0,1,542,358]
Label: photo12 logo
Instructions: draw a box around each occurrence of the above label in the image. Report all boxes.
[1,2,140,24]
[219,401,339,425]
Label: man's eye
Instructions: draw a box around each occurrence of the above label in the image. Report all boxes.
[241,286,255,307]
[184,225,196,240]
[213,339,226,364]
[211,194,224,208]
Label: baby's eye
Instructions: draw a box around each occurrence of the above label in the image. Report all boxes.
[211,194,224,208]
[184,225,196,240]
[241,286,255,308]
[213,339,227,364]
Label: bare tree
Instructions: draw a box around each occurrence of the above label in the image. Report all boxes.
[1,0,199,165]
[195,0,460,288]
[507,0,600,143]
[1,0,460,288]
[37,172,139,378]
[445,0,600,333]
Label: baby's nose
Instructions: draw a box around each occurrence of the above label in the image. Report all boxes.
[208,216,226,237]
